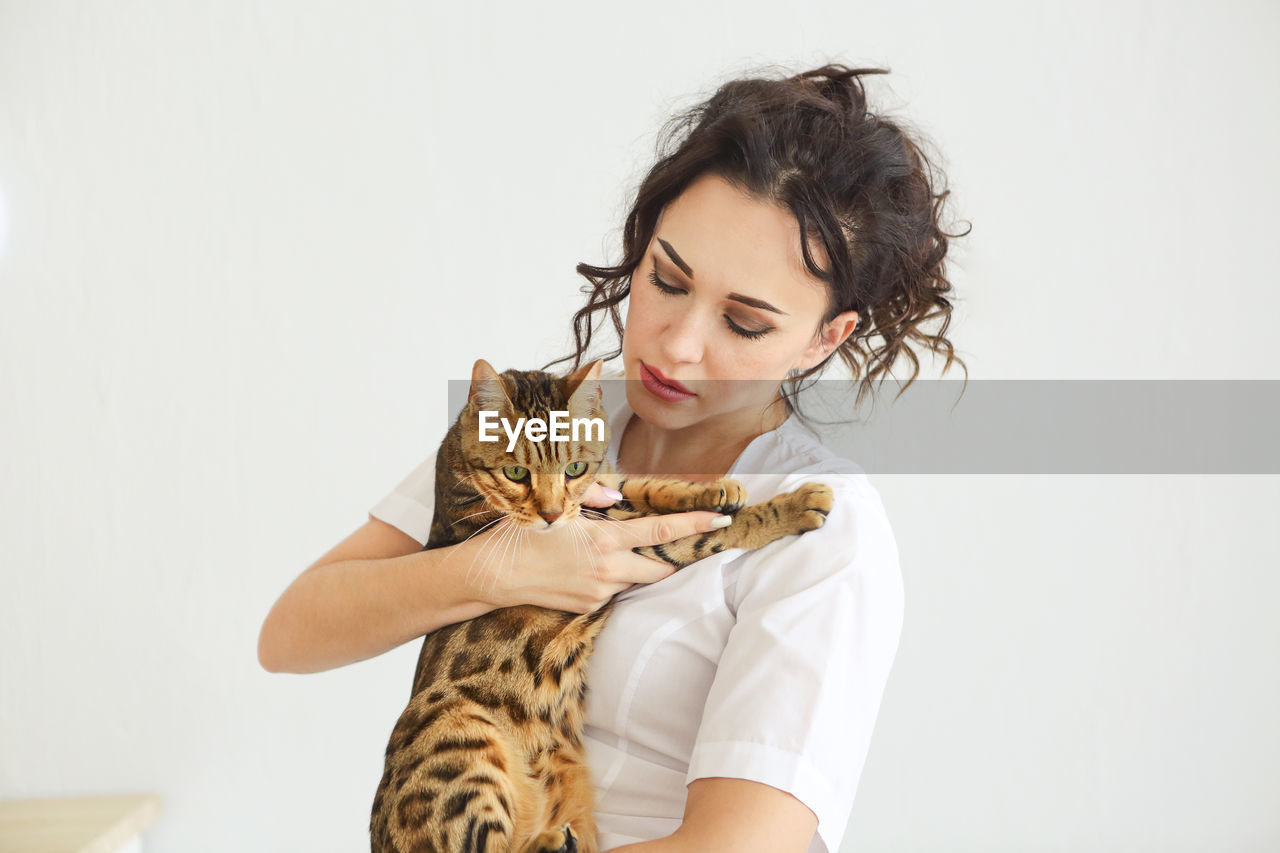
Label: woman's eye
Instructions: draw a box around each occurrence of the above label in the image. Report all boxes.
[648,268,774,340]
[726,318,772,340]
[503,465,529,482]
[565,461,588,478]
[647,269,684,295]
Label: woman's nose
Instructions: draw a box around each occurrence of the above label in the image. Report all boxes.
[660,308,708,364]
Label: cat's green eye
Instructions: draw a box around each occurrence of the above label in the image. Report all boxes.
[564,461,588,479]
[503,465,529,482]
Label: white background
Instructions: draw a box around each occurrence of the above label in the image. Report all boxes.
[2,2,1277,851]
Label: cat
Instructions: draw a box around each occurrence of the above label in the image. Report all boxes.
[370,357,834,853]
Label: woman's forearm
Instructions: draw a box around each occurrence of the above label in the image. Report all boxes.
[257,538,494,674]
[604,777,818,853]
[258,498,724,674]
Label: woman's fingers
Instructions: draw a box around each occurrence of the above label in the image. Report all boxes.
[581,482,624,508]
[574,505,734,598]
[614,553,679,585]
[613,510,732,548]
[594,512,733,588]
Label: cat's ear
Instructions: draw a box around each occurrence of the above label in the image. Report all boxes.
[565,359,604,415]
[468,358,510,413]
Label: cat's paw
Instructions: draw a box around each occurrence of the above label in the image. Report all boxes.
[782,482,834,532]
[697,478,748,513]
[530,823,577,853]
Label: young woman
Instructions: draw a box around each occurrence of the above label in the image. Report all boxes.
[259,63,965,853]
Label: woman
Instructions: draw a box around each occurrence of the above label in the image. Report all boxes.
[259,63,965,852]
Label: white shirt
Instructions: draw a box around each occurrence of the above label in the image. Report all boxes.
[370,383,904,853]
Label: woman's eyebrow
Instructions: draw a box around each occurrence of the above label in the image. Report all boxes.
[656,237,789,315]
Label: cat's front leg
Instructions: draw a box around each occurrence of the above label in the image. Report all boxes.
[631,482,834,568]
[616,475,748,515]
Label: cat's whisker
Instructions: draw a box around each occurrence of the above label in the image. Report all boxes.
[567,523,596,582]
[463,517,515,587]
[485,515,524,593]
[569,521,607,582]
[447,472,480,490]
[483,519,514,593]
[467,513,514,541]
[495,527,527,597]
[578,508,631,532]
[438,513,511,573]
[576,512,627,551]
[479,520,514,597]
[578,506,618,519]
[486,519,523,583]
[449,507,500,527]
[565,523,584,581]
[450,513,509,549]
[461,525,497,588]
[495,522,528,596]
[578,507,629,525]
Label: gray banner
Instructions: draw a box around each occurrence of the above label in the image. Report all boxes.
[446,379,1280,474]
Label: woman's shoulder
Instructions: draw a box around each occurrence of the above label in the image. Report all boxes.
[743,419,900,579]
[774,417,869,476]
[751,417,881,506]
[727,435,903,631]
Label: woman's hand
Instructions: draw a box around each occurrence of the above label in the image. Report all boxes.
[461,482,730,614]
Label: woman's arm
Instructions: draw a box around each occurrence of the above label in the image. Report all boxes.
[257,487,732,673]
[606,778,818,853]
[257,516,496,673]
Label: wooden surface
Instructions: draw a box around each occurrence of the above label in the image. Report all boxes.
[0,794,161,853]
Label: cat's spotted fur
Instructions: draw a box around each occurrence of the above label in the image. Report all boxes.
[370,358,833,853]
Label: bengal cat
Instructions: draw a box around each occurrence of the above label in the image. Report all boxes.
[369,357,834,853]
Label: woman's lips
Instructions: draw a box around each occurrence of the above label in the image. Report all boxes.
[640,362,696,401]
[644,363,694,394]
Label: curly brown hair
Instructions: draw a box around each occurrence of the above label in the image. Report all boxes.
[542,61,969,425]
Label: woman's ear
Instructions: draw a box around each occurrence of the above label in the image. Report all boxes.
[792,310,859,372]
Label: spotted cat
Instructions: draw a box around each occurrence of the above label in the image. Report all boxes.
[370,358,833,853]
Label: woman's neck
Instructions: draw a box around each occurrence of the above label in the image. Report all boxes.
[617,396,789,481]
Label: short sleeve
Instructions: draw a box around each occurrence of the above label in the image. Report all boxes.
[684,473,905,853]
[369,449,439,547]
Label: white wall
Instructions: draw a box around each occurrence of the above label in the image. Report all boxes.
[1,2,1277,851]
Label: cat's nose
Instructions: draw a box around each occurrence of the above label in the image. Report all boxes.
[539,509,563,524]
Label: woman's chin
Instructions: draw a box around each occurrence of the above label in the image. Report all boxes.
[625,384,701,429]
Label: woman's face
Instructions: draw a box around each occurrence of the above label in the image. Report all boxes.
[621,172,859,433]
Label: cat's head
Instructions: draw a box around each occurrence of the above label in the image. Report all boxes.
[458,358,610,531]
